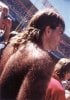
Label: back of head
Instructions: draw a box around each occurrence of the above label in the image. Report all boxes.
[9,8,65,47]
[28,7,65,31]
[53,58,70,80]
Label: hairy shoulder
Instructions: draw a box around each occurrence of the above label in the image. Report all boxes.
[3,42,51,69]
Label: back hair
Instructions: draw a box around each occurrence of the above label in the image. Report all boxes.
[54,58,70,79]
[8,7,65,49]
[28,7,65,31]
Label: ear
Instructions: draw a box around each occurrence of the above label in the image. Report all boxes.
[44,26,52,38]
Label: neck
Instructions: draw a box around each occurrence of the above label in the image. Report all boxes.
[41,34,54,52]
[42,41,53,52]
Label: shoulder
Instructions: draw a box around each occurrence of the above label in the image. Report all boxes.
[19,42,52,62]
[5,42,51,67]
[48,77,64,92]
[7,17,12,22]
[3,17,12,25]
[46,77,66,100]
[4,42,55,72]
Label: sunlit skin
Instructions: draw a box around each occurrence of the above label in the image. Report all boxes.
[64,72,70,80]
[42,25,64,51]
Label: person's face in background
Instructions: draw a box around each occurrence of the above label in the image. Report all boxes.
[2,8,8,18]
[42,24,64,51]
[64,72,70,81]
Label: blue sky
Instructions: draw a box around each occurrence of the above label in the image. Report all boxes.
[49,0,70,37]
[30,0,70,37]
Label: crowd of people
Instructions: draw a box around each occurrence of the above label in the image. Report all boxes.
[0,1,12,42]
[0,1,12,58]
[0,1,70,100]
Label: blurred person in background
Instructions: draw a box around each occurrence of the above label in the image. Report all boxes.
[0,1,12,71]
[46,58,70,100]
[0,1,12,43]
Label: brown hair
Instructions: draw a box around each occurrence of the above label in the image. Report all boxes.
[9,8,65,48]
[28,8,65,31]
[53,58,70,80]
